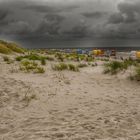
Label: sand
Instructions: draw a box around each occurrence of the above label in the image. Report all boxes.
[0,54,140,140]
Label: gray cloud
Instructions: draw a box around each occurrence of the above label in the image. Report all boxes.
[82,11,107,19]
[62,23,89,38]
[0,10,8,20]
[109,1,140,24]
[108,13,124,24]
[25,5,60,13]
[35,14,65,36]
[0,0,140,48]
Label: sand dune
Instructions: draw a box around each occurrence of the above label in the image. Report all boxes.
[0,55,140,140]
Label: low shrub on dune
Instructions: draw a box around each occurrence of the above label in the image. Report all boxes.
[20,60,45,73]
[77,63,88,68]
[52,63,68,71]
[3,56,10,62]
[52,63,79,72]
[55,53,64,62]
[0,44,12,54]
[135,66,140,81]
[68,64,79,72]
[0,40,25,54]
[2,56,14,64]
[104,60,138,75]
[6,43,25,54]
[41,58,46,65]
[104,61,124,74]
[16,54,45,61]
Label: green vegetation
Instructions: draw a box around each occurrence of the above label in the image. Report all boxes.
[41,58,46,65]
[68,64,79,72]
[0,44,12,54]
[15,53,54,63]
[45,56,54,61]
[3,56,10,62]
[0,40,25,54]
[104,60,137,75]
[135,66,140,81]
[3,56,14,64]
[104,61,124,74]
[20,60,45,73]
[52,63,68,71]
[55,53,64,62]
[52,63,79,72]
[77,63,88,68]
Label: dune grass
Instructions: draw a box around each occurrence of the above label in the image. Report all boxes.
[0,40,25,54]
[68,64,79,71]
[0,44,12,54]
[77,63,88,68]
[135,66,140,81]
[52,63,68,71]
[20,60,45,73]
[52,63,79,72]
[104,60,138,75]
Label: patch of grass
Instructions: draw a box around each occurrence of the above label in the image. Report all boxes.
[3,56,10,62]
[34,67,45,73]
[20,60,45,73]
[55,53,64,62]
[16,54,42,61]
[52,63,79,72]
[46,56,54,61]
[41,58,46,65]
[6,43,25,53]
[104,61,124,74]
[68,64,79,72]
[15,56,24,61]
[77,63,88,68]
[104,60,138,75]
[0,40,25,54]
[52,63,68,71]
[3,56,14,64]
[135,66,140,81]
[0,44,12,54]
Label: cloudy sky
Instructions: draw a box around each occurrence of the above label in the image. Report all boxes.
[0,0,140,48]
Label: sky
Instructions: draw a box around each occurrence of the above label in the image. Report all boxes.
[0,0,140,48]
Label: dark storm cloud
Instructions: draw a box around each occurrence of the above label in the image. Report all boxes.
[82,11,107,19]
[0,10,8,20]
[102,0,140,39]
[0,9,12,26]
[62,23,89,38]
[1,0,140,48]
[25,5,79,13]
[108,13,124,24]
[108,1,140,24]
[24,5,60,13]
[35,13,65,36]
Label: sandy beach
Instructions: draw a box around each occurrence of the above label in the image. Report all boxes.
[0,53,140,140]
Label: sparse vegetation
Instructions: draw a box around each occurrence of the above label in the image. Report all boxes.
[68,64,79,72]
[55,53,64,62]
[20,60,45,73]
[52,63,79,72]
[46,56,54,61]
[52,63,68,71]
[3,56,10,62]
[103,59,138,75]
[77,63,88,68]
[0,44,12,54]
[104,61,125,74]
[3,56,14,64]
[135,66,140,81]
[41,58,46,65]
[0,40,25,54]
